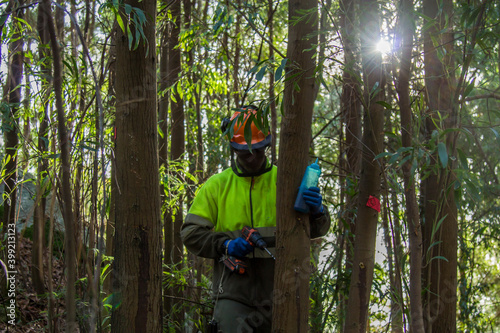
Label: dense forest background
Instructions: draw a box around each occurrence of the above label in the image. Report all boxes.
[0,0,499,332]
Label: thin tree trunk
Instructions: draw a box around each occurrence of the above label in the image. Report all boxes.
[32,1,50,296]
[232,0,241,106]
[104,22,117,295]
[339,0,362,327]
[396,0,424,330]
[158,0,172,317]
[384,192,404,333]
[47,180,58,333]
[343,0,385,329]
[41,0,77,329]
[268,0,277,163]
[2,0,24,260]
[422,0,458,330]
[273,0,318,331]
[168,1,185,328]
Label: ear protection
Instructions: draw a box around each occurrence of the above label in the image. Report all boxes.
[220,116,231,134]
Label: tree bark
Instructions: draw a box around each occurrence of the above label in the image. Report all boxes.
[32,1,50,296]
[111,0,162,331]
[41,0,78,329]
[343,0,385,330]
[273,0,318,332]
[338,0,362,327]
[396,0,424,330]
[2,0,23,259]
[422,0,458,330]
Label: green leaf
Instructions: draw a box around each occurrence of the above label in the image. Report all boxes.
[116,13,125,34]
[134,7,146,23]
[256,66,267,81]
[388,153,400,165]
[463,78,475,97]
[376,101,393,110]
[374,152,392,160]
[490,127,500,142]
[457,148,468,169]
[124,4,132,15]
[437,142,448,168]
[275,58,287,81]
[430,256,449,262]
[126,25,133,50]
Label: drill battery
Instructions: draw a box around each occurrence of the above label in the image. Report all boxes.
[221,255,247,274]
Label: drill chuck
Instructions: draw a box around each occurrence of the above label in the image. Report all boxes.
[242,226,276,260]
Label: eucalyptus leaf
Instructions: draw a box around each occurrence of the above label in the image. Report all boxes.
[437,142,448,168]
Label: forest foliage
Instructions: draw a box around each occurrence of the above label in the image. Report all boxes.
[0,0,499,332]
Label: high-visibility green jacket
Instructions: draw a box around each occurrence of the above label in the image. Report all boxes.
[180,163,330,307]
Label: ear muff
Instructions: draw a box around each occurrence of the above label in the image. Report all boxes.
[220,116,231,134]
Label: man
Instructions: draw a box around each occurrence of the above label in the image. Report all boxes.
[180,105,330,332]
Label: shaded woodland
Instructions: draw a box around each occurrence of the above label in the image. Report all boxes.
[0,0,499,332]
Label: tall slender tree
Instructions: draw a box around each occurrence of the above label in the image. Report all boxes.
[343,0,385,329]
[110,0,162,331]
[273,0,318,331]
[396,0,424,330]
[40,0,78,329]
[338,0,362,326]
[422,0,458,330]
[2,0,23,256]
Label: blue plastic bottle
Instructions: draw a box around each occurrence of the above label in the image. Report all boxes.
[294,158,321,213]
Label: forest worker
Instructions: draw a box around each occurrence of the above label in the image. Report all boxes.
[180,105,330,332]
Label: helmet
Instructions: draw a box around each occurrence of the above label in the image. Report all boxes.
[221,105,272,150]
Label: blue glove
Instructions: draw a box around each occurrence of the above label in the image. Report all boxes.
[303,186,324,215]
[224,237,253,258]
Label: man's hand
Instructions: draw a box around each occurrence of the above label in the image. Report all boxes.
[303,186,324,215]
[225,237,253,257]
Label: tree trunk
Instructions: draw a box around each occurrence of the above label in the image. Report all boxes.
[41,0,78,329]
[396,0,424,330]
[268,0,277,163]
[338,0,362,327]
[32,1,50,296]
[343,0,385,330]
[104,22,117,296]
[110,0,162,331]
[422,0,458,330]
[2,0,23,259]
[273,0,318,332]
[158,2,172,316]
[168,1,185,329]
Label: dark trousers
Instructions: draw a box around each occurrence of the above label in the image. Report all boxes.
[213,299,272,333]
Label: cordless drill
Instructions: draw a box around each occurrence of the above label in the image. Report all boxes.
[241,226,276,260]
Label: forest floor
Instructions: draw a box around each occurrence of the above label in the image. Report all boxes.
[1,235,66,332]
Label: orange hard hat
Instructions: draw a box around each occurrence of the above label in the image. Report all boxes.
[222,105,271,150]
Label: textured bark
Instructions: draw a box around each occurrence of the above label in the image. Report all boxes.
[161,1,186,327]
[41,0,78,329]
[158,5,171,315]
[169,1,185,328]
[273,0,318,332]
[268,0,277,163]
[104,23,117,295]
[422,0,458,331]
[343,0,385,330]
[111,0,162,331]
[396,0,424,330]
[32,1,49,296]
[2,0,23,258]
[158,6,170,316]
[338,0,362,327]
